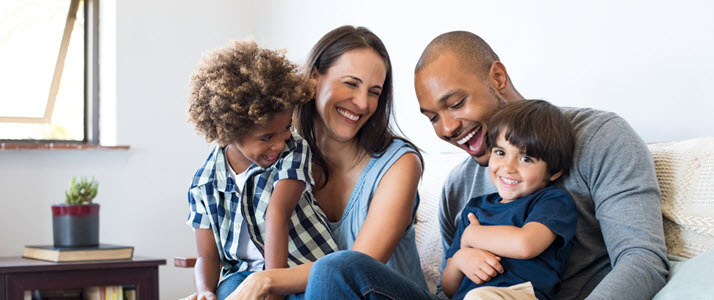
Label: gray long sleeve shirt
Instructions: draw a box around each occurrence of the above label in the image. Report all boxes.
[439,107,669,300]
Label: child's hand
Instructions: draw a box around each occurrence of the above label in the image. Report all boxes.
[461,213,481,248]
[453,248,504,285]
[467,213,481,226]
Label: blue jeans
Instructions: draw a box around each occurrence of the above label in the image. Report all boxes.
[305,250,437,299]
[215,270,306,300]
[216,270,254,300]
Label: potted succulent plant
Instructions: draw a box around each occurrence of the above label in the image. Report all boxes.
[52,177,100,247]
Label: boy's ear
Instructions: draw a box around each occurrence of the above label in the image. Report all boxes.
[310,66,319,79]
[548,169,564,182]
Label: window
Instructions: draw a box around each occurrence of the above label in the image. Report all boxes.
[0,0,98,143]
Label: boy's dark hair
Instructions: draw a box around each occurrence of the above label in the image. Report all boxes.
[487,100,575,178]
[187,41,313,146]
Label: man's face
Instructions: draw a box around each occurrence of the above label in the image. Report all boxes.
[415,53,503,166]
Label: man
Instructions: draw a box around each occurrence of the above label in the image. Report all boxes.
[306,31,669,300]
[416,31,668,300]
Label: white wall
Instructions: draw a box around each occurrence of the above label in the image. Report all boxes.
[1,1,713,299]
[1,0,258,299]
[253,0,714,153]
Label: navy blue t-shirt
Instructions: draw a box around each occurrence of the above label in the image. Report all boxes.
[445,185,577,300]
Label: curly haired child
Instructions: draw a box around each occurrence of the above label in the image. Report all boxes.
[185,41,338,300]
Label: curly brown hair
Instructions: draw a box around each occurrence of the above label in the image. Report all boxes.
[187,41,313,146]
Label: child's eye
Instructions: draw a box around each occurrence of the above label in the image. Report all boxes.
[520,156,533,163]
[261,135,272,142]
[493,149,505,156]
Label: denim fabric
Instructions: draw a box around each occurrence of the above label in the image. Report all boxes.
[215,270,254,300]
[329,139,428,289]
[215,270,307,299]
[305,251,436,299]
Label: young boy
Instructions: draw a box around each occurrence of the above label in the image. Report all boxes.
[185,41,338,299]
[441,100,577,300]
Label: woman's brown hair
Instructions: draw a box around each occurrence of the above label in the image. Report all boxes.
[295,25,421,187]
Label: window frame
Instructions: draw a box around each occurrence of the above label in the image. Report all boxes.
[0,0,100,145]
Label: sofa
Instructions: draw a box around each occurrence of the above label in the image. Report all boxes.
[413,137,714,298]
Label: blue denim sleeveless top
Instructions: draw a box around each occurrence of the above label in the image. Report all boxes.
[328,139,428,290]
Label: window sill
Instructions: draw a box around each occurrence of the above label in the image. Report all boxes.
[0,143,130,150]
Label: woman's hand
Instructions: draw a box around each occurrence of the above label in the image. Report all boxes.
[225,272,272,300]
[180,291,216,300]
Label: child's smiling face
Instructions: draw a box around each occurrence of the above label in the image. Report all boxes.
[488,130,563,203]
[233,111,293,169]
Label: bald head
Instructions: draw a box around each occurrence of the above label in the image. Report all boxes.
[415,31,500,79]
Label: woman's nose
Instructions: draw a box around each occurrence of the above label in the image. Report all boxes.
[353,91,369,111]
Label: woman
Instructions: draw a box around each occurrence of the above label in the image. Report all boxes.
[226,25,428,299]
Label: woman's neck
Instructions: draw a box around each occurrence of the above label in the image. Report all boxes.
[314,123,366,172]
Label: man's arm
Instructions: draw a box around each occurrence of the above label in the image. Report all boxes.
[582,117,669,300]
[461,213,557,260]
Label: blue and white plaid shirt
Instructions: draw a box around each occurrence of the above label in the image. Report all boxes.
[186,132,338,279]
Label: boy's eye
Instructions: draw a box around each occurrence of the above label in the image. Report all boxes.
[261,135,272,142]
[493,149,505,156]
[520,156,533,163]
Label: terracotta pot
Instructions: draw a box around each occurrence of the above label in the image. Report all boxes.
[52,204,99,247]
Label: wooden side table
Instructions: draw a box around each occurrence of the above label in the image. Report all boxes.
[0,256,166,300]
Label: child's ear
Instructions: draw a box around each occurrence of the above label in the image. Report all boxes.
[310,66,319,79]
[548,169,564,182]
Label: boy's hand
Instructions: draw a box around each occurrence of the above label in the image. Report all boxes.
[461,213,481,248]
[467,213,481,226]
[453,248,504,284]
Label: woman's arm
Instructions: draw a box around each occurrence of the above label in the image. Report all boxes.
[226,262,313,299]
[193,228,221,299]
[229,153,422,299]
[351,152,422,262]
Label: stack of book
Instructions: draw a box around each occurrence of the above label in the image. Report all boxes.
[24,286,136,300]
[23,244,133,262]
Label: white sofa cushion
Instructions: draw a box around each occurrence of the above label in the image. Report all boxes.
[415,151,469,291]
[649,137,714,258]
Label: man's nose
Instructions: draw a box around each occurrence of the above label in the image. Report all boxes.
[441,115,460,140]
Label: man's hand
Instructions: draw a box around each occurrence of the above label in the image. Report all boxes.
[454,248,504,285]
[461,213,481,248]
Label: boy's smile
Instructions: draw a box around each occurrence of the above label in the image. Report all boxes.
[229,111,294,171]
[488,131,562,203]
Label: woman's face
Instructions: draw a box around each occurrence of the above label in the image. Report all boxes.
[313,48,387,144]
